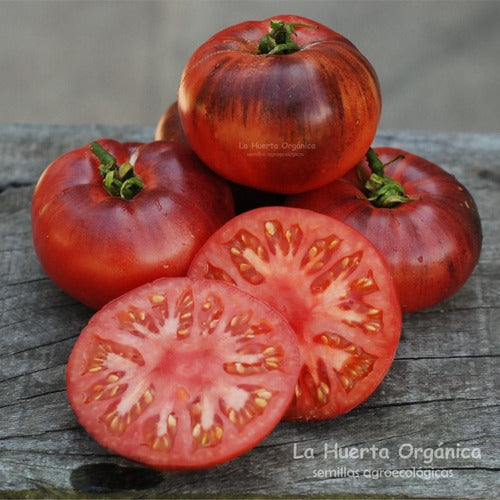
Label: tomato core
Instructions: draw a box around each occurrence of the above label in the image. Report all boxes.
[155,345,219,390]
[264,279,311,339]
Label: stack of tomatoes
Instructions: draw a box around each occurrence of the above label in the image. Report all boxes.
[31,16,482,470]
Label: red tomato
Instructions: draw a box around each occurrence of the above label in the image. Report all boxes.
[188,207,402,421]
[31,140,234,309]
[287,148,483,313]
[177,15,381,194]
[66,277,301,469]
[155,101,189,145]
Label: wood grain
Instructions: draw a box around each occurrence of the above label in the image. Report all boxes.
[0,125,498,498]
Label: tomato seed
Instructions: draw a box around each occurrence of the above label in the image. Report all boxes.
[254,397,268,408]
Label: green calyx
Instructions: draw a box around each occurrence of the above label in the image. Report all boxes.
[359,148,412,208]
[90,142,143,200]
[257,19,316,55]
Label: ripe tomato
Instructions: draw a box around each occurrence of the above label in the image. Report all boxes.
[31,140,234,309]
[66,277,301,469]
[287,148,483,313]
[155,101,189,145]
[177,15,381,194]
[188,207,402,421]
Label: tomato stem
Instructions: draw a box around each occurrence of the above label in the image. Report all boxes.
[90,142,143,200]
[257,20,316,55]
[360,148,411,208]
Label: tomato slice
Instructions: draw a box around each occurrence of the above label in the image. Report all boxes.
[66,277,300,469]
[188,207,402,421]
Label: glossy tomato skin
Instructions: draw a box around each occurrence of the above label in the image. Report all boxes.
[66,277,301,469]
[177,15,381,194]
[286,148,483,313]
[154,102,286,213]
[188,207,402,421]
[31,140,234,309]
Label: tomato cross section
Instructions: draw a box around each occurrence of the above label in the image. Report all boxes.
[66,278,301,469]
[188,207,402,421]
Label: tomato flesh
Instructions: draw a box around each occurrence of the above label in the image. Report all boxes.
[188,207,402,421]
[66,278,301,469]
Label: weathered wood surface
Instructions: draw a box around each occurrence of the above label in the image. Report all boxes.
[0,124,498,499]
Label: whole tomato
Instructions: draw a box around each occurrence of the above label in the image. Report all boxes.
[31,139,234,309]
[287,148,483,313]
[176,15,381,194]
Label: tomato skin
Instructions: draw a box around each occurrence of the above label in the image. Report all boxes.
[155,102,287,214]
[31,140,234,309]
[177,15,381,194]
[155,101,189,145]
[188,207,402,421]
[286,148,483,313]
[66,277,301,469]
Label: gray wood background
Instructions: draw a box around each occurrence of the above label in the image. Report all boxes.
[0,125,498,498]
[2,0,500,133]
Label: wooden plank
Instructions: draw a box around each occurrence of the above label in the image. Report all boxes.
[0,125,498,498]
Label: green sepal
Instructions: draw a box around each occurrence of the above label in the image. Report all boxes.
[90,142,143,200]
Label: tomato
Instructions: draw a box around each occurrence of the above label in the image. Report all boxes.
[66,277,301,469]
[176,15,381,194]
[188,207,402,421]
[286,148,483,313]
[155,101,189,145]
[31,140,234,309]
